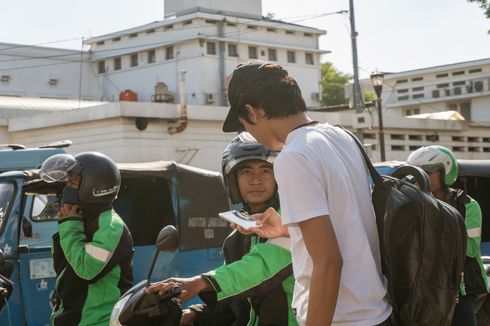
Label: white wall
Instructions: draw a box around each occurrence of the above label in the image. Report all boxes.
[164,0,262,18]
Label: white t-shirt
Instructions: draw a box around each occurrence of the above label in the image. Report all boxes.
[274,123,392,326]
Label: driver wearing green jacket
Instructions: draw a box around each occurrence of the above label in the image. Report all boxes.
[148,132,296,326]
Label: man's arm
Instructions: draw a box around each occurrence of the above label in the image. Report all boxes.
[299,215,342,326]
[465,198,483,258]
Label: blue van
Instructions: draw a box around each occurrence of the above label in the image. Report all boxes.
[0,156,230,325]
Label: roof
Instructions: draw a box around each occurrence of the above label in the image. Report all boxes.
[117,160,221,178]
[457,160,490,178]
[407,110,465,121]
[0,96,107,119]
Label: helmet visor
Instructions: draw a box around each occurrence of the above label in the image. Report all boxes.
[39,154,79,183]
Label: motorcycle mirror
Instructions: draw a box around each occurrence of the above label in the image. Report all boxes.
[155,225,179,253]
[0,249,4,268]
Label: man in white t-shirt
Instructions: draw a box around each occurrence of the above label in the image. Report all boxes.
[222,60,393,326]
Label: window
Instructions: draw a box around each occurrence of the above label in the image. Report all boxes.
[436,73,448,78]
[98,61,106,73]
[390,134,405,140]
[287,51,296,63]
[146,29,155,34]
[0,183,15,232]
[164,25,173,30]
[453,81,466,86]
[397,95,409,101]
[305,53,314,65]
[166,46,174,60]
[396,79,408,84]
[130,54,138,67]
[129,33,138,38]
[247,25,257,30]
[391,145,405,151]
[228,44,238,57]
[412,87,424,92]
[460,102,471,120]
[397,89,409,94]
[363,133,376,139]
[304,33,313,37]
[267,28,277,32]
[452,136,464,142]
[248,46,257,59]
[148,50,156,63]
[469,68,482,74]
[409,134,422,141]
[96,40,105,46]
[207,42,216,55]
[205,19,217,24]
[31,194,60,221]
[114,57,121,70]
[437,83,450,88]
[411,77,423,82]
[452,71,465,76]
[227,22,237,27]
[412,94,424,99]
[112,37,121,42]
[1,75,11,83]
[183,20,192,26]
[286,30,295,35]
[268,48,277,61]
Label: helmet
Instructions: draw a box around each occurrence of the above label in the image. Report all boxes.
[407,145,458,186]
[221,132,279,204]
[40,152,120,204]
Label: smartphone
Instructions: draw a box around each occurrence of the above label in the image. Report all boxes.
[219,210,258,229]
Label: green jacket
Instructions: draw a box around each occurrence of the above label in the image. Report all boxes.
[51,209,134,326]
[199,231,297,326]
[450,190,488,296]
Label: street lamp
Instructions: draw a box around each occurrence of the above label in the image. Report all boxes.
[370,71,386,162]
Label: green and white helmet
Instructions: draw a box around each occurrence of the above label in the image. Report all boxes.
[407,145,458,186]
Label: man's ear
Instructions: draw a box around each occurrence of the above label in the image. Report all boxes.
[244,105,264,123]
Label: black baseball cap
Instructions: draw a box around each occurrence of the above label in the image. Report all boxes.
[222,61,289,132]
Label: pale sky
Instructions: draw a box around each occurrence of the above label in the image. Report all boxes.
[1,0,489,78]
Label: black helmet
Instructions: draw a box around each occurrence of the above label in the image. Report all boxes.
[222,132,279,205]
[40,152,120,205]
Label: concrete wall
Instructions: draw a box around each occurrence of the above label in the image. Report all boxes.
[164,0,262,18]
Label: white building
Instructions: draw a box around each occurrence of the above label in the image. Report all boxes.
[354,58,490,161]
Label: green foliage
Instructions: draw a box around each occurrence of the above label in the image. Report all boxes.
[320,62,352,106]
[363,91,375,103]
[468,0,490,32]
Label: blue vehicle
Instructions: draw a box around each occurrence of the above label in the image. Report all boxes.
[0,152,230,325]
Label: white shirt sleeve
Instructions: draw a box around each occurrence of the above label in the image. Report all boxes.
[275,150,330,226]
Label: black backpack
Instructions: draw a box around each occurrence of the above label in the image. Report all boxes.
[345,130,467,326]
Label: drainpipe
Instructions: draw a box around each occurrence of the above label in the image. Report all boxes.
[168,70,188,135]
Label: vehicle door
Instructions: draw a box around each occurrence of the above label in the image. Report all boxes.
[0,176,26,326]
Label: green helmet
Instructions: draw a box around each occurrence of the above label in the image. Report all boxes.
[407,145,458,186]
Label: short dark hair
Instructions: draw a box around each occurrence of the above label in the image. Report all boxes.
[223,61,307,132]
[235,64,306,120]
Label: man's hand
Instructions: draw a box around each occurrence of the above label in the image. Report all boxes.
[146,276,210,301]
[249,207,289,239]
[59,204,81,218]
[180,309,197,326]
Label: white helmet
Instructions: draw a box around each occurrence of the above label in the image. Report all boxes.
[407,145,458,186]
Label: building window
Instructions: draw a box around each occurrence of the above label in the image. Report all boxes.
[166,46,174,60]
[304,33,313,37]
[411,77,423,82]
[146,29,155,34]
[412,94,424,99]
[228,44,238,57]
[129,33,138,38]
[0,75,11,83]
[268,48,277,61]
[397,89,409,94]
[287,51,296,63]
[164,25,173,30]
[148,50,156,63]
[247,25,257,30]
[227,22,237,27]
[130,54,138,67]
[248,46,257,59]
[396,79,408,84]
[469,68,482,74]
[205,19,217,24]
[98,61,106,73]
[183,20,192,26]
[286,30,295,35]
[436,73,448,78]
[96,41,105,46]
[404,108,420,116]
[305,53,314,65]
[397,95,409,101]
[207,42,216,55]
[459,102,471,120]
[267,28,277,32]
[114,57,121,70]
[412,86,424,92]
[112,37,121,42]
[452,71,465,76]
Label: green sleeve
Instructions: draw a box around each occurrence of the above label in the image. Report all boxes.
[58,210,123,280]
[203,242,292,302]
[465,197,482,258]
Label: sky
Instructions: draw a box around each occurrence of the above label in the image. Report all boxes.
[1,0,489,78]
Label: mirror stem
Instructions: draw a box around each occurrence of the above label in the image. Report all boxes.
[145,249,159,288]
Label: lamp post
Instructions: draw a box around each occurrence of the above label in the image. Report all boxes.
[371,71,386,162]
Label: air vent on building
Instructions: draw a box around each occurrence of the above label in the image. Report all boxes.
[0,75,11,83]
[453,87,462,95]
[48,78,59,86]
[311,92,320,102]
[432,89,440,98]
[205,93,214,104]
[474,81,484,92]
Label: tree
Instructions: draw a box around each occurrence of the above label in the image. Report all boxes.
[320,62,352,106]
[468,0,490,31]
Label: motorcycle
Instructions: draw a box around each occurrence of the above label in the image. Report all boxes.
[110,225,183,326]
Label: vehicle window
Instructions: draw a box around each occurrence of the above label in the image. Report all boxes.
[0,182,15,233]
[31,194,59,221]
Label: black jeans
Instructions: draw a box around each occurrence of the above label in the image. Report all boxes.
[452,294,477,326]
[375,314,395,326]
